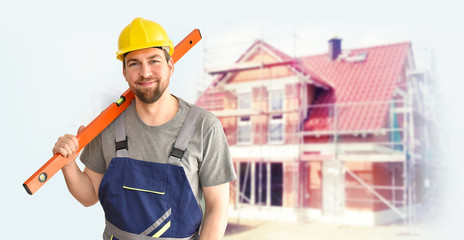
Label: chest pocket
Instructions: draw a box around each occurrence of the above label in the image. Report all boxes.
[122,168,167,195]
[120,165,172,222]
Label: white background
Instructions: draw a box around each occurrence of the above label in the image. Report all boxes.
[2,0,463,238]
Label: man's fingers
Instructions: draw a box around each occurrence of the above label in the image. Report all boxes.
[77,125,85,134]
[66,134,80,152]
[54,135,78,157]
[53,125,84,158]
[53,146,69,158]
[63,143,74,157]
[61,135,75,153]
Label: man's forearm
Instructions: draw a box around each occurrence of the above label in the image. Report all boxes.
[199,206,228,240]
[62,161,99,207]
[200,183,230,240]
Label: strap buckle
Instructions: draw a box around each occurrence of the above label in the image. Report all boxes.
[170,147,185,159]
[116,137,128,151]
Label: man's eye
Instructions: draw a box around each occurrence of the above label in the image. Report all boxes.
[151,60,160,64]
[128,62,138,67]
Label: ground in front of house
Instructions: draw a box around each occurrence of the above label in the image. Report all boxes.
[224,217,443,240]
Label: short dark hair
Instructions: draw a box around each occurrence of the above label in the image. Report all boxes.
[123,47,171,69]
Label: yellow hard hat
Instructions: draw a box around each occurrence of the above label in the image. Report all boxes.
[116,17,174,61]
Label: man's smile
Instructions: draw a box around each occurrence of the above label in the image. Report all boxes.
[137,80,158,88]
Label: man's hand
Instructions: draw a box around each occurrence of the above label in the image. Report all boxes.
[55,125,103,207]
[53,125,85,168]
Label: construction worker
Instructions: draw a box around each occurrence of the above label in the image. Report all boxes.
[53,17,237,240]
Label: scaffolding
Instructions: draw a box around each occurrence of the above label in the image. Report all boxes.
[196,39,436,226]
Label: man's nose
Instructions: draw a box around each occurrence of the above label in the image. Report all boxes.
[140,62,152,78]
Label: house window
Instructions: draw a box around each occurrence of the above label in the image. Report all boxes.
[238,93,252,144]
[239,162,251,204]
[269,91,284,111]
[268,90,284,143]
[255,162,267,206]
[269,114,284,143]
[270,163,283,206]
[238,116,252,144]
[239,162,283,207]
[238,93,252,109]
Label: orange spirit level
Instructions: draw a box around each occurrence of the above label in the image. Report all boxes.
[23,29,202,195]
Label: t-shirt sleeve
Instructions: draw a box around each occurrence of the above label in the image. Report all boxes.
[80,132,107,174]
[198,116,237,187]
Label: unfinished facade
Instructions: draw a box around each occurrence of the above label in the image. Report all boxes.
[196,38,430,226]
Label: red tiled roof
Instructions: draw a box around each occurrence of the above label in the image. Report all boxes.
[197,40,411,133]
[302,42,411,132]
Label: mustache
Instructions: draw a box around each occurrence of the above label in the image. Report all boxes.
[135,76,161,84]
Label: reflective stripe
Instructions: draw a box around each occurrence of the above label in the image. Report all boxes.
[153,221,171,238]
[104,220,198,240]
[141,208,172,236]
[122,186,165,195]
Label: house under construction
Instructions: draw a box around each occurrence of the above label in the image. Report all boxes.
[196,38,436,226]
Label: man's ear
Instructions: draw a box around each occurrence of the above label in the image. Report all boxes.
[168,57,174,76]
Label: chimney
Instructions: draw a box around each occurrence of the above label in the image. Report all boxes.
[328,37,342,60]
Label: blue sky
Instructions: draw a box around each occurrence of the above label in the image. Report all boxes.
[2,0,463,238]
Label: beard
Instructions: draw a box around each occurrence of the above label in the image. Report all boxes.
[131,76,168,104]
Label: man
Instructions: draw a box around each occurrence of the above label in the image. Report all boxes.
[53,17,236,240]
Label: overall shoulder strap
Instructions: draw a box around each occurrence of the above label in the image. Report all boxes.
[115,111,128,158]
[168,105,202,165]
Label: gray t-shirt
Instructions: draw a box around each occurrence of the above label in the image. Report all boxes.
[80,96,237,203]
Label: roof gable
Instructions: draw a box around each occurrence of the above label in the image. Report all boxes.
[225,43,295,84]
[205,40,331,91]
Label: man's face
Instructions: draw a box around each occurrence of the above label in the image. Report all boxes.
[123,47,174,104]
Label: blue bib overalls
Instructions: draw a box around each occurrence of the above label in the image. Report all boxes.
[98,106,203,240]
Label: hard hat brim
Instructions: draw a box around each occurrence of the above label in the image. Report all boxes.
[116,40,174,61]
